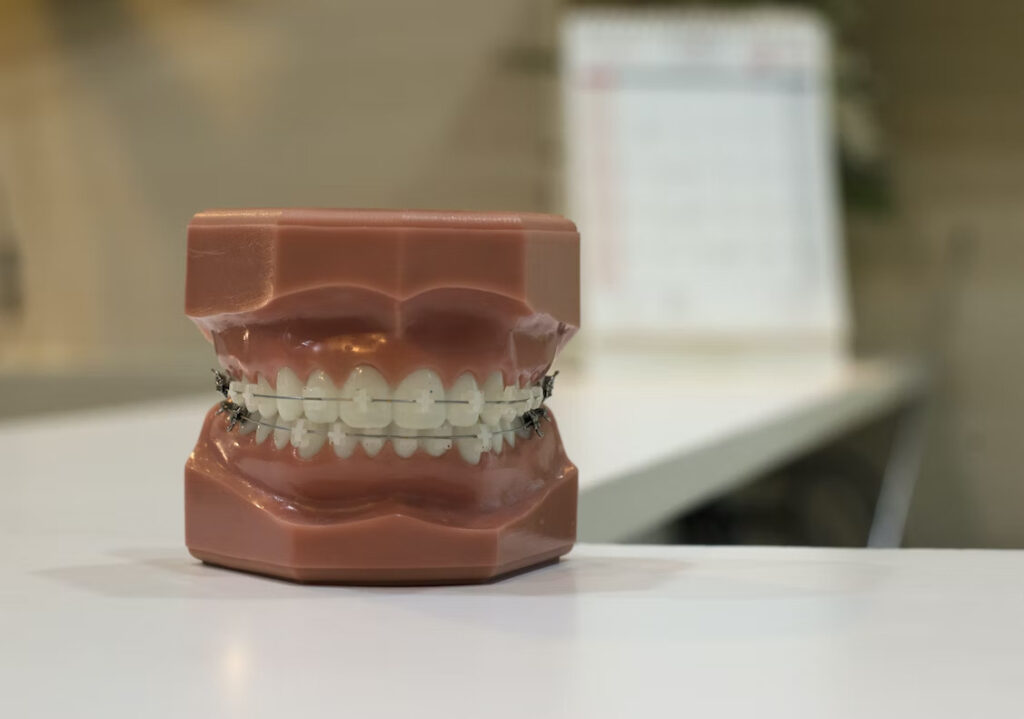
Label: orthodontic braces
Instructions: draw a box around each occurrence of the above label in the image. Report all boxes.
[211,369,556,442]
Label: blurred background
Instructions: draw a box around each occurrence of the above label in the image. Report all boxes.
[1,0,1021,549]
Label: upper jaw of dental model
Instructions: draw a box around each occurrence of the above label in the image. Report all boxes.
[212,367,556,464]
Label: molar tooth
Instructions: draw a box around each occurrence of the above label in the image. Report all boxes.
[392,424,419,458]
[228,381,245,405]
[339,366,392,428]
[500,417,516,449]
[500,383,521,421]
[480,372,505,425]
[303,369,339,423]
[296,421,327,459]
[276,367,303,421]
[328,422,357,459]
[256,375,277,419]
[238,410,259,436]
[243,383,258,411]
[529,386,543,410]
[456,423,485,464]
[359,426,386,457]
[421,423,453,457]
[393,369,446,429]
[447,373,482,427]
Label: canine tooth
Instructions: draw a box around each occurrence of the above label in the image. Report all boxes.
[273,423,291,450]
[422,423,453,457]
[229,381,245,405]
[359,427,386,457]
[447,373,482,427]
[256,375,277,418]
[297,422,327,459]
[276,367,303,421]
[500,417,516,448]
[255,415,273,444]
[339,366,392,428]
[328,422,357,458]
[457,424,485,464]
[480,372,505,425]
[392,425,419,458]
[303,369,339,423]
[393,369,446,429]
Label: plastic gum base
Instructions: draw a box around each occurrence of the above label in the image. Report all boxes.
[184,208,580,584]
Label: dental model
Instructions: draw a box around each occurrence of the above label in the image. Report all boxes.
[184,208,580,583]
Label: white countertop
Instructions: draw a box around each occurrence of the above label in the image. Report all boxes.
[2,539,1021,718]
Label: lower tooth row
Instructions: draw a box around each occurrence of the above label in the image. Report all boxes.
[238,415,525,464]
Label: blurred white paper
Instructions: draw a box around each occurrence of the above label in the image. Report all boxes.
[562,9,848,353]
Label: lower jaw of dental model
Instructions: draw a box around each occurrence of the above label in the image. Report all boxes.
[187,366,576,584]
[184,208,580,584]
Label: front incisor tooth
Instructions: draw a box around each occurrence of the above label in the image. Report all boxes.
[422,423,453,457]
[276,367,303,421]
[359,427,386,457]
[339,366,392,428]
[393,369,446,429]
[303,369,339,423]
[447,373,482,427]
[480,372,505,425]
[392,424,418,458]
[256,374,277,419]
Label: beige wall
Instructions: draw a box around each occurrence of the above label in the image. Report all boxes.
[852,0,1024,547]
[0,0,560,370]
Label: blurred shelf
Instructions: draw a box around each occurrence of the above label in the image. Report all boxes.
[552,355,927,541]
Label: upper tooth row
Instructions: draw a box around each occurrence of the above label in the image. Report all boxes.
[226,367,544,429]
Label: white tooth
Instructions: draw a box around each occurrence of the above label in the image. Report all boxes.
[490,424,503,455]
[480,372,505,425]
[447,373,483,427]
[303,369,339,423]
[328,422,357,459]
[238,410,258,436]
[255,415,273,444]
[500,417,516,448]
[339,366,392,428]
[392,424,418,458]
[359,426,386,457]
[273,423,291,450]
[501,383,521,421]
[276,367,303,421]
[529,386,543,410]
[255,374,278,419]
[243,382,258,411]
[456,424,485,464]
[393,369,446,429]
[229,381,245,405]
[290,418,308,448]
[421,423,453,457]
[297,422,327,459]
